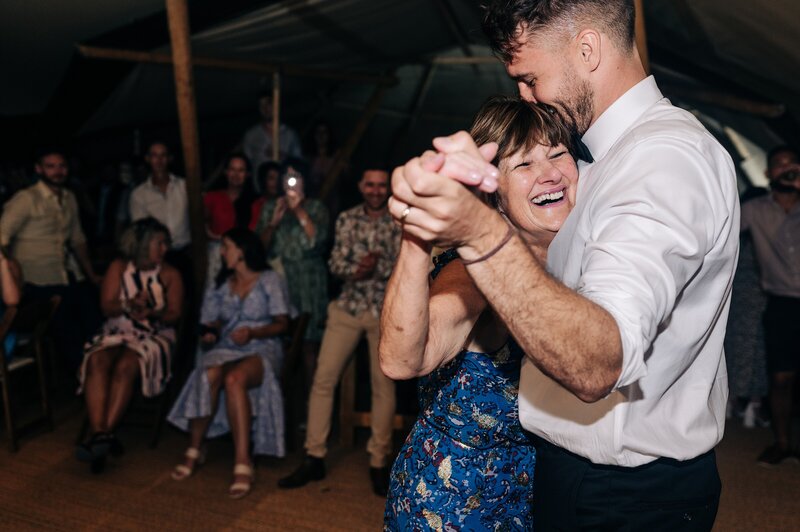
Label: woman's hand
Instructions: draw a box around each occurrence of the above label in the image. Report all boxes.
[270,198,288,227]
[230,327,252,346]
[285,189,304,211]
[200,332,218,345]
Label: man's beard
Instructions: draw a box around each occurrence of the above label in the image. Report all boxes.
[552,69,594,137]
[40,174,66,188]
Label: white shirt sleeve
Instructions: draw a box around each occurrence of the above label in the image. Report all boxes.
[578,137,729,389]
[129,186,147,222]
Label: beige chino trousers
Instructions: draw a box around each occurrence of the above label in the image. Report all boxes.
[304,302,396,467]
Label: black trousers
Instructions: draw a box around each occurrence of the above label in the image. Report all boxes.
[532,437,721,531]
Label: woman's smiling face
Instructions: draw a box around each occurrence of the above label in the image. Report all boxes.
[496,141,578,238]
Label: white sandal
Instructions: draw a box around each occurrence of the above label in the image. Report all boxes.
[171,447,205,481]
[229,463,254,499]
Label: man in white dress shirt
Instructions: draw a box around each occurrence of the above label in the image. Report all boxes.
[386,0,739,529]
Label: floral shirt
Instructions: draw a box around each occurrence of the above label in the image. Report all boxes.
[328,204,401,318]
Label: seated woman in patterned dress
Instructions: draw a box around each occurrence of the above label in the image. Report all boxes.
[168,228,290,499]
[77,217,183,472]
[380,96,579,530]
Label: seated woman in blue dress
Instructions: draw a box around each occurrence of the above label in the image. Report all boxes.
[380,96,579,530]
[168,228,290,499]
[0,246,22,356]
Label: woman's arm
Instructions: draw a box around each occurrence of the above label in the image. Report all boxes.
[379,234,487,380]
[99,259,127,318]
[248,314,289,338]
[157,264,184,325]
[0,251,22,306]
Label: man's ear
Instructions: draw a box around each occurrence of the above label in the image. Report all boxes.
[576,29,601,73]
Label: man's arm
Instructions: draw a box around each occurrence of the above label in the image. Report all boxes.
[129,187,146,221]
[389,153,622,402]
[0,191,31,248]
[328,212,358,279]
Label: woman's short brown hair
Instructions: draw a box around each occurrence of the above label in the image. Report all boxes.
[469,95,574,166]
[118,217,171,269]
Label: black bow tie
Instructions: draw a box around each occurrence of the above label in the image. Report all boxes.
[572,134,594,163]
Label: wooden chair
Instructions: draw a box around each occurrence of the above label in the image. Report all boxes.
[281,312,310,452]
[0,296,60,452]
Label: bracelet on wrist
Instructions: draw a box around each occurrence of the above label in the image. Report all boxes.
[460,223,516,266]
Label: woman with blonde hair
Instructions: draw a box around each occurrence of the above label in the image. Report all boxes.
[77,217,183,472]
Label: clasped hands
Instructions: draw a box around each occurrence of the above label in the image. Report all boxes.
[389,132,505,254]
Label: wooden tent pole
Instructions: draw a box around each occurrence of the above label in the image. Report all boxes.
[635,0,650,75]
[272,72,280,161]
[320,84,389,201]
[166,0,206,292]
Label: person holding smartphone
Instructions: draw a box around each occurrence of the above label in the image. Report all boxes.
[255,158,330,398]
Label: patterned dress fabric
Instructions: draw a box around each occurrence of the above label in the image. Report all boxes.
[167,270,290,456]
[725,235,768,398]
[255,198,329,342]
[385,250,535,531]
[79,262,175,398]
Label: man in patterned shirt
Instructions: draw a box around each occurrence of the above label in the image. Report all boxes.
[279,168,401,496]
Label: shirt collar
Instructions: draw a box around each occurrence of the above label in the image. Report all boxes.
[582,76,664,162]
[146,173,177,189]
[35,179,60,199]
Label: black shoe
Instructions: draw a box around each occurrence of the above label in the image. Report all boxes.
[757,444,799,467]
[369,466,390,497]
[277,455,326,488]
[76,432,111,463]
[107,433,125,457]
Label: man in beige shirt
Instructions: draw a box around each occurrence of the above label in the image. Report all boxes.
[0,148,101,371]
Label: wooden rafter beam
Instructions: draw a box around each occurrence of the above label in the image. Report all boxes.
[661,85,786,118]
[76,44,397,86]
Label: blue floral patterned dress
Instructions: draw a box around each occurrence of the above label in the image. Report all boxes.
[384,251,535,531]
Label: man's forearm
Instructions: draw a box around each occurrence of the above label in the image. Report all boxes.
[461,215,622,402]
[74,243,96,279]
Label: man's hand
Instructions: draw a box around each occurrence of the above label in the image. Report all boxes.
[353,252,379,280]
[230,327,252,346]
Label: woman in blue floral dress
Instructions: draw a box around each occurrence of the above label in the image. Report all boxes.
[168,228,290,499]
[381,96,580,530]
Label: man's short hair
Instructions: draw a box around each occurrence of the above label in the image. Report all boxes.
[482,0,636,63]
[767,145,798,169]
[145,140,171,155]
[34,145,67,164]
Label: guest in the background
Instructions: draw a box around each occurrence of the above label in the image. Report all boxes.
[204,153,256,285]
[742,145,800,466]
[0,148,102,372]
[306,121,339,198]
[0,247,22,307]
[129,142,193,297]
[242,90,302,193]
[77,218,183,473]
[249,161,282,230]
[725,187,769,428]
[255,158,329,395]
[168,229,289,499]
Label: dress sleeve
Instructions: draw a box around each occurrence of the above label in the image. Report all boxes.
[199,283,223,324]
[262,271,290,316]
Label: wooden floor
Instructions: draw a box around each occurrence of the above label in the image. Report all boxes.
[0,404,798,531]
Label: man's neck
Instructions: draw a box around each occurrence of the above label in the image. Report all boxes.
[150,172,170,187]
[42,180,63,198]
[589,55,648,129]
[364,204,387,219]
[772,189,800,213]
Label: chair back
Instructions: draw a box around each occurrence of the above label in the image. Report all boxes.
[281,312,310,383]
[12,296,61,339]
